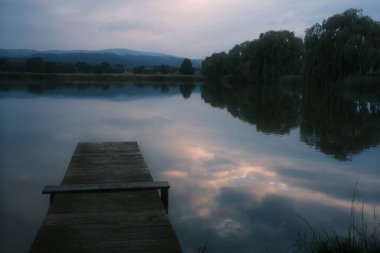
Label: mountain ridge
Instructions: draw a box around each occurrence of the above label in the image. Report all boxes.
[0,48,203,68]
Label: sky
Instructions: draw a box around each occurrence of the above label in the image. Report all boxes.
[0,0,379,59]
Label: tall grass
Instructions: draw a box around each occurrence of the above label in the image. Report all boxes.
[293,185,380,253]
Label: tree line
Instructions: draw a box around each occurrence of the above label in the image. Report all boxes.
[133,58,195,75]
[0,56,196,75]
[201,9,380,86]
[0,57,126,74]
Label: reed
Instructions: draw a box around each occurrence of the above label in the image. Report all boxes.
[293,185,380,253]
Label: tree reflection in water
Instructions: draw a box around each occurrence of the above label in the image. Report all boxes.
[201,81,380,161]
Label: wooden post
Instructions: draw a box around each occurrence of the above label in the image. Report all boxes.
[161,188,169,214]
[49,193,55,206]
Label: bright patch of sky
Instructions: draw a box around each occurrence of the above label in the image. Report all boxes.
[0,0,379,58]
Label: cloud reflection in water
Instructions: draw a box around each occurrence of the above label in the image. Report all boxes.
[0,83,379,253]
[150,131,379,252]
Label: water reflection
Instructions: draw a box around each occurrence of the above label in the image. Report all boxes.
[300,88,380,160]
[202,83,301,135]
[179,84,196,99]
[0,81,379,253]
[201,82,380,160]
[154,138,379,252]
[0,81,199,100]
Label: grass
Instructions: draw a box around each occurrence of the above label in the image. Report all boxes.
[293,185,380,253]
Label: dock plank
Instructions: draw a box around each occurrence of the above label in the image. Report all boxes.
[29,142,181,253]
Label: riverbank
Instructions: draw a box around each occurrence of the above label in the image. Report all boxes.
[0,72,203,83]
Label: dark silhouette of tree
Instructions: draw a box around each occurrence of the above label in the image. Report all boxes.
[113,64,125,73]
[201,52,230,83]
[60,63,77,73]
[133,65,145,74]
[304,9,380,84]
[100,62,110,73]
[75,62,92,73]
[152,64,173,74]
[25,56,44,72]
[0,58,24,72]
[179,58,195,74]
[201,30,303,84]
[92,62,110,74]
[242,30,303,84]
[0,58,11,71]
[44,61,57,73]
[1,58,129,74]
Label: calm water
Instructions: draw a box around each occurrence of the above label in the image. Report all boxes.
[0,81,379,253]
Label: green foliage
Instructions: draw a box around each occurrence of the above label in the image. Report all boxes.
[0,58,24,72]
[179,58,195,75]
[44,61,57,73]
[130,64,178,74]
[133,65,145,74]
[201,52,230,82]
[202,9,380,87]
[1,57,129,74]
[113,64,125,73]
[243,30,304,84]
[75,62,92,73]
[0,58,11,71]
[94,62,110,74]
[151,64,177,74]
[304,9,380,84]
[201,30,303,85]
[25,56,44,72]
[59,63,77,73]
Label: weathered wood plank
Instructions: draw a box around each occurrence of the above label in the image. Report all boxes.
[31,239,181,253]
[42,210,168,226]
[44,181,170,212]
[43,181,170,194]
[29,142,181,253]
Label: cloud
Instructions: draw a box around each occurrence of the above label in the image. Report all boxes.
[1,0,380,57]
[100,19,155,32]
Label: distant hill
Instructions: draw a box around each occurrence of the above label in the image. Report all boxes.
[0,49,203,68]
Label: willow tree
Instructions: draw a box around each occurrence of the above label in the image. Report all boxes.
[201,52,230,82]
[201,30,303,85]
[304,9,380,84]
[242,30,303,84]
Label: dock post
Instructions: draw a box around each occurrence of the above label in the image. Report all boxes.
[49,193,55,206]
[161,188,169,213]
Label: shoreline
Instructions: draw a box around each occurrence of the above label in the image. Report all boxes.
[0,72,203,83]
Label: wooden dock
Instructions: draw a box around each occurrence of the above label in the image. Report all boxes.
[29,142,182,253]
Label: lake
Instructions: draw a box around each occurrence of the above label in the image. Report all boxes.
[0,81,379,253]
